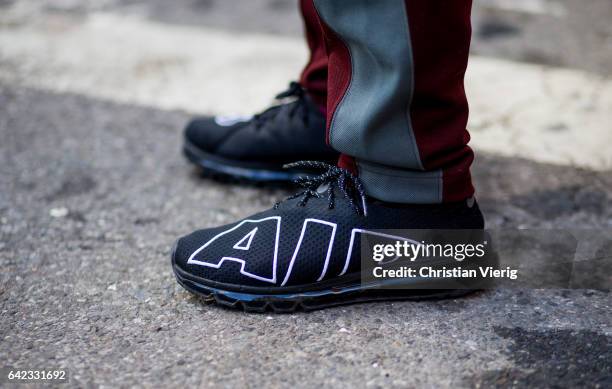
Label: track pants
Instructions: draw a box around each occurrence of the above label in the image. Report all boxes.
[298,0,475,204]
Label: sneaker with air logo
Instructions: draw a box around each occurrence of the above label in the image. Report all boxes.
[171,162,489,312]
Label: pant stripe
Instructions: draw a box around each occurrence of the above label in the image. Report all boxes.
[313,0,443,203]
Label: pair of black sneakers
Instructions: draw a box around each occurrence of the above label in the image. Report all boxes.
[173,82,487,312]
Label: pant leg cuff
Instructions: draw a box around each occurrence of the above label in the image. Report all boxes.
[357,160,473,204]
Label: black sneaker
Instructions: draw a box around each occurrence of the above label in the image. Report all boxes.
[183,82,338,183]
[171,162,490,312]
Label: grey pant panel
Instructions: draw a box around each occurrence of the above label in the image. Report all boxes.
[314,0,443,203]
[357,160,443,204]
[313,0,422,170]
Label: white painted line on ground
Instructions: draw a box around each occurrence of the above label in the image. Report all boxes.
[479,0,567,16]
[0,12,610,170]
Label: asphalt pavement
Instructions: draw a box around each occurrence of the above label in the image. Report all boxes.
[1,1,611,388]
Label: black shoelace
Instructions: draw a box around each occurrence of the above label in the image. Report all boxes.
[274,161,368,216]
[253,82,310,129]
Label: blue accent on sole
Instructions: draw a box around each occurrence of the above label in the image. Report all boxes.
[172,260,476,313]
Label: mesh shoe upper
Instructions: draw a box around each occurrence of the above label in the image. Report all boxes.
[184,83,337,164]
[173,165,484,289]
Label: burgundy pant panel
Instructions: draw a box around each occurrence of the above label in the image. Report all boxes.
[299,0,329,110]
[308,4,352,146]
[404,0,474,200]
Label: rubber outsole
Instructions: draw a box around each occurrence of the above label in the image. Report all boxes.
[171,241,478,313]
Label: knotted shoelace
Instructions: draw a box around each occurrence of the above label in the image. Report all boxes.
[274,161,368,216]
